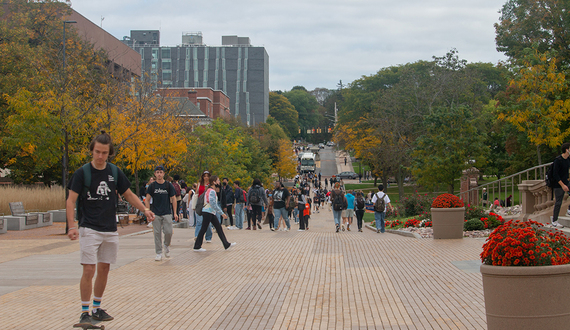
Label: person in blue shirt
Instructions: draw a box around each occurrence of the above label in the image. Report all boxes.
[343,191,355,231]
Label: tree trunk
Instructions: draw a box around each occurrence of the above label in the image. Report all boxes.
[448,182,454,194]
[397,167,405,201]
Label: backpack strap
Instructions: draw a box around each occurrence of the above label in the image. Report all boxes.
[82,163,92,193]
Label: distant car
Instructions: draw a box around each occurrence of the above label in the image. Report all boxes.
[327,141,335,146]
[318,143,325,149]
[337,171,358,179]
[307,144,313,148]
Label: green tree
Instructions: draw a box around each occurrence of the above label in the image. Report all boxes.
[283,89,321,136]
[269,92,298,137]
[412,107,488,194]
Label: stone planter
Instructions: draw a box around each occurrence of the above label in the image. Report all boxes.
[481,263,570,330]
[430,207,464,239]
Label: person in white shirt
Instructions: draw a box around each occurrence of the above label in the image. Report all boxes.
[371,185,394,233]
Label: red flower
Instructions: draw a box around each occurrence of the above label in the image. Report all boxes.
[431,193,464,208]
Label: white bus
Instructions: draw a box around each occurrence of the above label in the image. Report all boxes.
[300,153,316,173]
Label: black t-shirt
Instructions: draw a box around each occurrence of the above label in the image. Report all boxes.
[272,188,290,209]
[146,181,175,216]
[69,163,131,232]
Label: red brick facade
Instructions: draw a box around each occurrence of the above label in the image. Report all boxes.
[154,88,230,120]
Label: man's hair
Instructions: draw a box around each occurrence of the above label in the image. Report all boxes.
[378,184,384,191]
[562,142,570,154]
[252,178,262,186]
[223,177,228,181]
[234,180,240,187]
[89,131,115,156]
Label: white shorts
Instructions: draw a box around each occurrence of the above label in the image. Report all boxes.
[79,227,119,265]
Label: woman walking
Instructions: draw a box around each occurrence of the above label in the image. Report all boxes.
[248,179,268,230]
[193,175,236,252]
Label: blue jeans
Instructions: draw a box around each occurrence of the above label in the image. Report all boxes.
[273,207,290,229]
[293,208,299,223]
[235,203,245,229]
[375,211,386,233]
[195,214,212,241]
[333,210,342,227]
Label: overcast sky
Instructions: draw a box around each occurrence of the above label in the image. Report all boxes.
[69,0,507,92]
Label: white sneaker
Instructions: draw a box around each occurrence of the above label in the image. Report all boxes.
[284,228,289,232]
[271,228,275,231]
[566,209,570,216]
[164,245,170,258]
[553,221,564,228]
[155,254,162,261]
[205,240,212,243]
[226,242,237,250]
[147,222,153,228]
[193,248,206,252]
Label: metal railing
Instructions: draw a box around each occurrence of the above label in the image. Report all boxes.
[460,163,551,207]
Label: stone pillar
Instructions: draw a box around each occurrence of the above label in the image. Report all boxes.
[460,168,480,206]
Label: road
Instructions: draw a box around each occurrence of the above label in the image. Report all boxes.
[314,146,337,178]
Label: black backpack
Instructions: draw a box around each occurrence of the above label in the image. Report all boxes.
[333,192,344,211]
[356,196,365,210]
[545,156,560,188]
[249,187,261,204]
[195,192,206,216]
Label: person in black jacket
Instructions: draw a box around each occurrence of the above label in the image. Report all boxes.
[222,178,235,228]
[551,142,570,228]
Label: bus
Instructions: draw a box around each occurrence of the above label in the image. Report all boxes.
[300,153,316,173]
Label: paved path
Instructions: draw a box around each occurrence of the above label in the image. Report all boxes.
[0,207,488,329]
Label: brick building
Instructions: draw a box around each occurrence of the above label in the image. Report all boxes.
[154,88,230,120]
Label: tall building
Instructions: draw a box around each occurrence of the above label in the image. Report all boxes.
[130,31,269,126]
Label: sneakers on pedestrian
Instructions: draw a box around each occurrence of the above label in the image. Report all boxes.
[336,225,340,233]
[552,221,564,228]
[164,245,170,258]
[193,248,206,252]
[155,254,162,261]
[284,228,289,232]
[298,229,305,231]
[566,209,570,216]
[271,227,275,231]
[92,308,114,321]
[341,224,345,231]
[225,242,237,250]
[257,223,262,230]
[246,227,251,230]
[205,240,212,243]
[75,312,93,326]
[376,229,380,233]
[347,224,351,231]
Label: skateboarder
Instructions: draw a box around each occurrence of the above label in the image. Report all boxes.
[67,131,155,327]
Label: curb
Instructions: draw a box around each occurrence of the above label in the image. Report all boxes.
[364,224,422,239]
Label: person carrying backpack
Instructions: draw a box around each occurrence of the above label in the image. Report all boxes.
[331,182,347,232]
[233,180,246,229]
[248,178,268,230]
[354,191,366,232]
[372,184,394,233]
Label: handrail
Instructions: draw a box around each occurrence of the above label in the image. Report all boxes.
[460,162,551,207]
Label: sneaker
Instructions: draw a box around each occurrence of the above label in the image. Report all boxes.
[341,225,345,231]
[246,227,251,230]
[164,245,170,258]
[298,229,305,231]
[92,308,114,321]
[284,228,289,232]
[358,229,362,232]
[336,225,340,233]
[205,240,212,243]
[271,228,275,231]
[553,221,564,228]
[567,209,570,216]
[75,312,93,326]
[257,223,262,230]
[347,224,351,231]
[193,248,206,252]
[155,254,162,261]
[376,229,380,233]
[225,242,237,250]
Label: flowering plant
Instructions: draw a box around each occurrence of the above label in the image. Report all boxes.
[481,220,570,266]
[420,220,432,227]
[431,193,464,208]
[404,218,421,228]
[480,212,504,229]
[386,219,402,228]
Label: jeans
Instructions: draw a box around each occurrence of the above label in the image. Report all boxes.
[333,210,342,227]
[293,208,299,223]
[194,212,230,249]
[234,203,245,229]
[553,187,565,222]
[375,211,386,233]
[195,214,212,241]
[153,214,173,254]
[274,207,290,230]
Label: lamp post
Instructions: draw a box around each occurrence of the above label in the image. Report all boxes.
[61,20,76,191]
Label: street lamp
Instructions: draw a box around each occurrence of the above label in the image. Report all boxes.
[61,20,76,192]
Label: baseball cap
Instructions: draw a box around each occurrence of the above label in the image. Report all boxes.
[155,165,165,172]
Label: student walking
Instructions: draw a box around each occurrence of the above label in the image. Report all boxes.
[331,182,347,232]
[193,175,236,252]
[272,181,291,231]
[233,180,246,229]
[66,132,155,327]
[296,187,309,231]
[355,191,366,232]
[372,185,394,233]
[195,171,213,242]
[248,179,268,230]
[145,165,178,261]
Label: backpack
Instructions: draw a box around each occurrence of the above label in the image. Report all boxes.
[333,192,344,211]
[545,156,560,188]
[195,192,206,216]
[74,163,118,221]
[249,187,261,204]
[287,195,296,210]
[374,192,387,212]
[356,196,365,210]
[172,181,181,197]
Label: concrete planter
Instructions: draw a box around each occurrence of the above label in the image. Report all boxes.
[430,207,464,239]
[481,263,570,330]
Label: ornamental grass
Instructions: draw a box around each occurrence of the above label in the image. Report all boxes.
[481,220,570,266]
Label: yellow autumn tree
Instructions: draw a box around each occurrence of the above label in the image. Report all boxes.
[274,139,297,180]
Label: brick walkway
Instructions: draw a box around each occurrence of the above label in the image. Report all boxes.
[0,207,488,329]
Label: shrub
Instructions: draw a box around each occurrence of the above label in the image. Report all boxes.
[481,212,504,229]
[465,204,485,221]
[464,218,485,231]
[386,219,402,228]
[401,192,434,217]
[404,218,421,228]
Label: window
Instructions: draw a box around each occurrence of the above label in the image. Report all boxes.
[151,48,159,59]
[161,48,171,59]
[162,72,172,81]
[162,59,171,70]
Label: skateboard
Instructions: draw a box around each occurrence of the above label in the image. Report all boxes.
[73,319,105,330]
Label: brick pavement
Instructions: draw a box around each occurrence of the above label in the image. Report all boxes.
[0,206,488,329]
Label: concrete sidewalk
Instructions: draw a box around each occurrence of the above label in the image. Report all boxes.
[0,206,488,329]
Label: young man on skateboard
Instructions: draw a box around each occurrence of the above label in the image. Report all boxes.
[67,132,155,327]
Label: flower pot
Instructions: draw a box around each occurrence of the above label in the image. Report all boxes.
[481,264,570,330]
[430,207,464,239]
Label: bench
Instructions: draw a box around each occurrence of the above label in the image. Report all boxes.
[0,214,6,234]
[6,202,41,230]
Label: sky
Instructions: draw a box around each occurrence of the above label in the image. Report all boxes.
[69,0,507,92]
